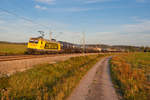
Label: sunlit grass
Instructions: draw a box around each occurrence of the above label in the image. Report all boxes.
[110,52,150,100]
[0,54,108,100]
[0,43,27,55]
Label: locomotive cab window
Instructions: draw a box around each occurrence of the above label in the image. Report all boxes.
[29,39,39,44]
[35,40,39,44]
[29,40,34,43]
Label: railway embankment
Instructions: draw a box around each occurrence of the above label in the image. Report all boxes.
[0,53,98,76]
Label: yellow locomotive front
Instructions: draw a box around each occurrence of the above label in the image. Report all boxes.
[27,37,61,54]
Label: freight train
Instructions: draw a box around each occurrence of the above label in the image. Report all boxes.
[27,37,101,54]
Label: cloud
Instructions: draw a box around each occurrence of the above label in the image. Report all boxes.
[34,7,101,12]
[0,11,12,18]
[0,12,70,42]
[0,12,49,42]
[0,20,36,42]
[35,5,47,10]
[0,20,5,24]
[136,0,150,3]
[136,0,145,3]
[87,31,150,46]
[35,0,55,4]
[0,8,150,46]
[84,0,117,4]
[51,30,83,43]
[121,19,150,33]
[86,18,150,46]
[57,7,100,12]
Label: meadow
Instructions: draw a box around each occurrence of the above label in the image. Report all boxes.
[0,54,107,100]
[110,52,150,100]
[0,42,27,55]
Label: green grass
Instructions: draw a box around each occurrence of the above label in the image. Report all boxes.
[0,43,27,55]
[0,54,108,100]
[110,52,150,100]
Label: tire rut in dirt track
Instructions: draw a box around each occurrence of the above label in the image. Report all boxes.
[67,57,119,100]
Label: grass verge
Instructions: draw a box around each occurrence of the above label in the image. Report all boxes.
[0,43,27,55]
[0,54,108,100]
[110,52,150,100]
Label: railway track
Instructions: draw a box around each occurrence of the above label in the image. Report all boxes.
[0,53,99,62]
[0,54,62,62]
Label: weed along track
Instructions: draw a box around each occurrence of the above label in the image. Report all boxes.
[0,54,109,100]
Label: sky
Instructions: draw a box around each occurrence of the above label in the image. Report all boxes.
[0,0,150,46]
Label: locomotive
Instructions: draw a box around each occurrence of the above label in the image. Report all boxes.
[27,37,61,54]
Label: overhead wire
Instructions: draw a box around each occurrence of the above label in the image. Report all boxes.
[0,7,49,29]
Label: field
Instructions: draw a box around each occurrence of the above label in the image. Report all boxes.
[110,52,150,100]
[0,42,27,55]
[0,54,107,100]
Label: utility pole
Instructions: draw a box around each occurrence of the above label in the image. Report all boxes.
[82,31,85,53]
[38,31,44,38]
[49,30,52,41]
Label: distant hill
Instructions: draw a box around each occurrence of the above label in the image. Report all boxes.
[85,44,150,52]
[86,44,111,49]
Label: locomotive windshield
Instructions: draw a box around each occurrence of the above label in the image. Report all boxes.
[29,40,34,43]
[29,39,39,44]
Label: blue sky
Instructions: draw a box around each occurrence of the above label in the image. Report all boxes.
[0,0,150,46]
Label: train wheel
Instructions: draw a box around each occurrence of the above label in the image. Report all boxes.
[27,49,35,55]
